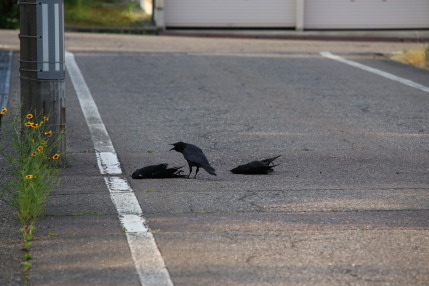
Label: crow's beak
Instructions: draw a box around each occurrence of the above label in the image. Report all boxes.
[169,144,175,151]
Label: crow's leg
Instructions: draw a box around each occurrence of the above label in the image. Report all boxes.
[193,166,200,179]
[187,163,193,179]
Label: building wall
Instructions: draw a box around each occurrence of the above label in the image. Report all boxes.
[304,0,429,29]
[163,0,296,28]
[155,0,429,29]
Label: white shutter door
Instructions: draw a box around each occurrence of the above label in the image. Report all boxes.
[164,0,296,28]
[304,0,429,29]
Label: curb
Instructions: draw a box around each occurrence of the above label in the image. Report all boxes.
[65,25,161,35]
[63,26,429,42]
[159,29,429,42]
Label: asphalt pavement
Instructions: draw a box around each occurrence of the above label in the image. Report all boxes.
[0,29,429,286]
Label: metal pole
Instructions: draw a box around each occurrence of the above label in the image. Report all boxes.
[19,0,66,157]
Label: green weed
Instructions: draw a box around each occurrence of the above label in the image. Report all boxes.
[71,211,86,216]
[22,261,31,272]
[0,109,67,285]
[92,211,107,216]
[21,253,32,261]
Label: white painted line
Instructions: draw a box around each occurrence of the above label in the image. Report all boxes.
[105,176,132,192]
[320,51,429,94]
[96,152,122,175]
[65,51,174,286]
[110,192,144,216]
[127,232,175,286]
[121,215,149,233]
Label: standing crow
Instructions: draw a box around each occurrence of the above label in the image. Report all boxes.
[131,163,186,179]
[170,142,217,178]
[230,155,281,175]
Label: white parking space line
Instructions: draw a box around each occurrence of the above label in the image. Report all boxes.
[320,51,429,94]
[65,51,173,286]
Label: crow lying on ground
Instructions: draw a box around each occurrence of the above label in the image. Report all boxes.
[230,155,281,175]
[170,142,217,179]
[131,163,186,179]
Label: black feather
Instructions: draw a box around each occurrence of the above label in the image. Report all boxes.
[131,164,186,179]
[170,142,217,178]
[230,155,281,175]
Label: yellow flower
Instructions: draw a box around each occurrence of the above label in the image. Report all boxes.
[26,114,33,119]
[25,122,33,127]
[31,152,37,157]
[1,108,7,115]
[43,116,49,121]
[44,130,52,135]
[25,175,34,179]
[41,140,47,145]
[37,146,43,152]
[52,154,60,160]
[31,123,39,128]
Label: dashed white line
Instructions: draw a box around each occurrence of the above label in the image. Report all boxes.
[320,51,429,94]
[65,51,173,286]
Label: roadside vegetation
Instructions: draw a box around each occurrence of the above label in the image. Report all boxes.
[64,0,150,28]
[0,0,151,29]
[0,109,66,285]
[0,0,19,29]
[389,44,429,70]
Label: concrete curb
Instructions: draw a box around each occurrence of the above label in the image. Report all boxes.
[65,25,161,35]
[160,29,429,42]
[45,25,429,42]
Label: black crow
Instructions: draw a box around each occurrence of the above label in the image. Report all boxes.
[230,155,281,175]
[170,142,216,178]
[131,163,186,179]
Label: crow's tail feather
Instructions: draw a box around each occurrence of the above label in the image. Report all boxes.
[262,155,281,166]
[203,166,217,176]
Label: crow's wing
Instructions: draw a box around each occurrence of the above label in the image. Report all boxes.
[132,164,168,179]
[151,166,186,178]
[230,159,280,175]
[183,144,212,167]
[230,161,267,174]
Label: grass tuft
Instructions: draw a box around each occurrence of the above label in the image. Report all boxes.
[142,189,158,193]
[389,45,429,69]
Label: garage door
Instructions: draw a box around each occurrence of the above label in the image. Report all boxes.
[164,0,296,28]
[304,0,429,29]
